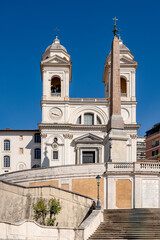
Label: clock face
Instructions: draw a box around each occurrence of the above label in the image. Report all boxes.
[49,107,62,120]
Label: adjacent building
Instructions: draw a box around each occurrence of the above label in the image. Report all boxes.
[137,136,146,160]
[146,122,160,160]
[0,130,41,174]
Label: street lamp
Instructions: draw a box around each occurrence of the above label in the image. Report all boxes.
[109,138,112,162]
[96,175,101,210]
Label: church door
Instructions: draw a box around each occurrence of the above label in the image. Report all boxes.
[82,151,95,163]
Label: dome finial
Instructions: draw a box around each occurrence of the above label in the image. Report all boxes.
[54,27,59,38]
[112,17,118,37]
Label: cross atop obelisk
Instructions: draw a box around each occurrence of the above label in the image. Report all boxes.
[112,17,118,36]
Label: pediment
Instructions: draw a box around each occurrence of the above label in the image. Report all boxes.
[41,55,69,65]
[73,133,103,143]
[120,56,137,65]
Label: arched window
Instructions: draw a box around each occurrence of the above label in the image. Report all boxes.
[51,77,61,96]
[84,113,94,125]
[97,116,101,124]
[76,116,81,124]
[120,77,127,95]
[4,156,10,167]
[34,148,41,159]
[34,133,41,143]
[4,140,10,151]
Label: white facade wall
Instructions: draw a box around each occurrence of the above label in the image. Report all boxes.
[0,131,41,174]
[0,37,139,173]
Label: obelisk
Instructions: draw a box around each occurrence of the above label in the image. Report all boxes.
[107,18,127,162]
[108,29,124,131]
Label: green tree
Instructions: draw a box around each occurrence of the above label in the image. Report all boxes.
[47,198,61,226]
[33,198,48,225]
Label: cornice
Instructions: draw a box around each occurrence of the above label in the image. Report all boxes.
[124,124,140,130]
[42,62,71,67]
[0,129,39,132]
[39,123,139,131]
[38,123,107,131]
[41,99,136,105]
[121,101,137,105]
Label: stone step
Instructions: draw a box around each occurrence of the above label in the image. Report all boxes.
[88,209,160,240]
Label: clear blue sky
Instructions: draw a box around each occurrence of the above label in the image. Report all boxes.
[0,0,159,136]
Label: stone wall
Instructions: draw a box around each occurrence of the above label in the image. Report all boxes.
[0,181,94,227]
[0,210,103,240]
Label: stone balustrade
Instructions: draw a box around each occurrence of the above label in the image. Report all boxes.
[106,162,160,172]
[70,98,107,102]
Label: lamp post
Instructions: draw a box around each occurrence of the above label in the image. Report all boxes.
[109,138,112,162]
[96,175,101,210]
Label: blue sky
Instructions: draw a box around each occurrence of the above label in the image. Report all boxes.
[0,0,159,136]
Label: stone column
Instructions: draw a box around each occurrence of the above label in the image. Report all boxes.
[76,147,80,164]
[98,147,102,163]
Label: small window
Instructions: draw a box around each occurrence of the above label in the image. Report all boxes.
[35,133,41,143]
[19,148,23,154]
[84,114,94,125]
[4,156,10,168]
[152,150,158,156]
[76,116,81,124]
[97,116,101,125]
[53,151,58,159]
[4,140,10,151]
[35,148,41,159]
[120,77,127,95]
[152,140,159,148]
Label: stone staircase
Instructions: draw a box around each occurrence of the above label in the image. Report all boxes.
[89,208,160,239]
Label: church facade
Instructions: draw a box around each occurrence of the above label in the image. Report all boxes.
[0,32,159,210]
[0,34,138,174]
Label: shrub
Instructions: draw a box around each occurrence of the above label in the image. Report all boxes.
[47,198,61,226]
[32,197,61,226]
[33,198,48,225]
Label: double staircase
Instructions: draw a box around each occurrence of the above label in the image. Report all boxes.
[89,209,160,239]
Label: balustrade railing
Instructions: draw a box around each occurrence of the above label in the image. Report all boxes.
[106,162,160,172]
[70,98,107,102]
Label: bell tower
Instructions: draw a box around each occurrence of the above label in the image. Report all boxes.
[39,36,72,167]
[41,35,72,102]
[40,36,72,124]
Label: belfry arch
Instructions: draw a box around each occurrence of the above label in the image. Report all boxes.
[120,76,127,96]
[51,76,61,96]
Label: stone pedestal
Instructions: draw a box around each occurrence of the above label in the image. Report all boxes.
[107,129,128,162]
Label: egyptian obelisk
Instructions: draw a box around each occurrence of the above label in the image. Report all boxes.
[107,18,128,162]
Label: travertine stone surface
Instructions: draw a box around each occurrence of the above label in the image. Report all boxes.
[72,178,104,204]
[0,181,93,227]
[142,180,159,208]
[116,179,132,208]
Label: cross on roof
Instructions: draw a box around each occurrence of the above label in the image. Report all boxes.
[54,27,59,37]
